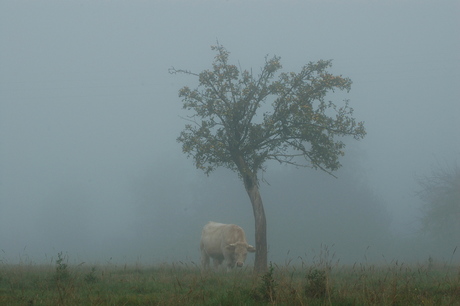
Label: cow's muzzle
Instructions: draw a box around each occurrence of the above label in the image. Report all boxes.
[236,262,244,267]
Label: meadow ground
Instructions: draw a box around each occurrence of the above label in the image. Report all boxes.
[1,253,459,305]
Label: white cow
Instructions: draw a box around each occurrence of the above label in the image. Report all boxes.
[200,221,256,270]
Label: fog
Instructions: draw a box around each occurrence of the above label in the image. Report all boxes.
[1,1,459,265]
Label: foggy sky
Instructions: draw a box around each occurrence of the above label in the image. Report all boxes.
[1,1,459,265]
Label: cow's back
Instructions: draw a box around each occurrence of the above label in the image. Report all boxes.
[200,221,247,255]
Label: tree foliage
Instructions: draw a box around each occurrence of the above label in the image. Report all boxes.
[171,45,366,179]
[418,162,460,240]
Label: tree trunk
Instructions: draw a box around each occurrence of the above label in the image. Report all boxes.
[243,174,268,274]
[233,155,268,274]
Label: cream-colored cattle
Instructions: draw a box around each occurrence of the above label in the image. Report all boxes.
[200,221,256,270]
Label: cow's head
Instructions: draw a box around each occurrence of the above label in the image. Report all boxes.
[226,243,256,267]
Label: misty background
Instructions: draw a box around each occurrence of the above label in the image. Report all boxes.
[1,1,459,265]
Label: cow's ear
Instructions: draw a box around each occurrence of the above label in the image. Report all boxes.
[247,245,256,252]
[225,243,236,251]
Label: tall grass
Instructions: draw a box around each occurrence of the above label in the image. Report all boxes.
[0,253,459,305]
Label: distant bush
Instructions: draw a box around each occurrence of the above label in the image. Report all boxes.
[84,266,98,284]
[305,268,327,298]
[253,262,277,302]
[54,251,70,282]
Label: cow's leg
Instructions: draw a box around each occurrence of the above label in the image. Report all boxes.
[213,258,223,269]
[226,261,235,272]
[201,249,210,270]
[223,253,235,271]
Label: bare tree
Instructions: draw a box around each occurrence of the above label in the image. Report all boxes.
[418,162,460,242]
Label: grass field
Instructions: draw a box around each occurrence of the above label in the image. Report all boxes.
[1,253,459,305]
